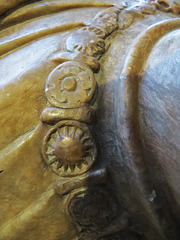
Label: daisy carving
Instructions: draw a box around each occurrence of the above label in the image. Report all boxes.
[45,61,96,108]
[42,121,97,177]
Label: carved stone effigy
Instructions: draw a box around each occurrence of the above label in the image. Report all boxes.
[0,0,180,240]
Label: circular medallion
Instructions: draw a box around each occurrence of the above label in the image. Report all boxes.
[66,27,105,57]
[45,61,96,108]
[68,187,118,229]
[42,121,97,177]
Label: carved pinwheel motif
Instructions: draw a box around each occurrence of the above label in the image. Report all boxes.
[45,61,96,108]
[42,121,97,177]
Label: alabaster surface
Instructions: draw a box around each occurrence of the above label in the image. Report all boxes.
[0,0,180,240]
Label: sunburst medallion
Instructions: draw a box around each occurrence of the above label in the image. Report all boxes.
[65,27,105,58]
[42,121,97,177]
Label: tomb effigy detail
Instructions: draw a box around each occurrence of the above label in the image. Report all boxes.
[0,0,180,239]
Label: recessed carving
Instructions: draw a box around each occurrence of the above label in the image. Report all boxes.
[45,61,96,108]
[42,120,97,177]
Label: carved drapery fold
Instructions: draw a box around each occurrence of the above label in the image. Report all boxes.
[39,2,180,239]
[0,0,180,239]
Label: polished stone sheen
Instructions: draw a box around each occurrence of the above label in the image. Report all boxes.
[0,1,180,240]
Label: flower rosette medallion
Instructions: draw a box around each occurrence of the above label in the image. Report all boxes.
[45,61,97,108]
[42,120,97,177]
